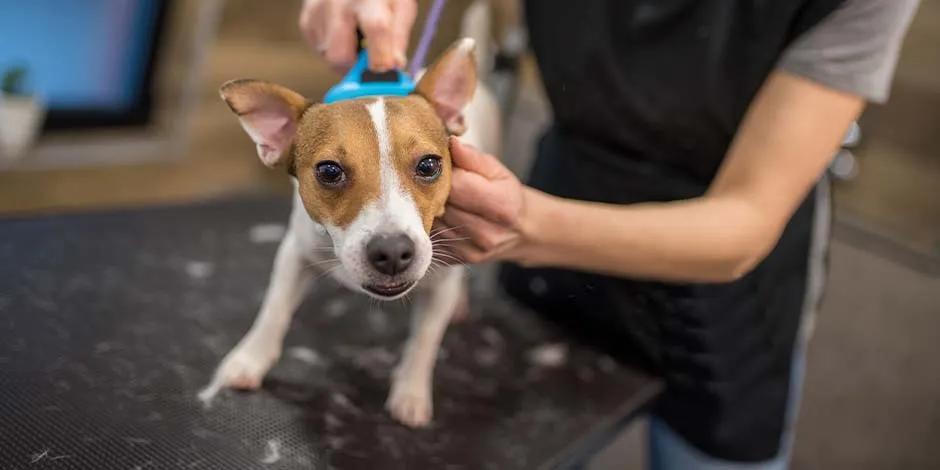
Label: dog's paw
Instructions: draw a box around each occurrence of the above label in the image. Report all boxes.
[219,343,279,389]
[385,382,433,428]
[200,340,280,403]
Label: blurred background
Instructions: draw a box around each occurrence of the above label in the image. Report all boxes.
[0,0,937,468]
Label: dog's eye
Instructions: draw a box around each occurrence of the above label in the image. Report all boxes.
[315,161,346,187]
[415,155,443,181]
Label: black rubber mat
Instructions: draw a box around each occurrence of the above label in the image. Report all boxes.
[0,196,658,469]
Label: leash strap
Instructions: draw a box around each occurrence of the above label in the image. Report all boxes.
[408,0,448,78]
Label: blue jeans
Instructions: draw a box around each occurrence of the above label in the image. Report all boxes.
[647,340,808,470]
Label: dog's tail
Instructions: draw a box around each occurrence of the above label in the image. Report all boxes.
[460,0,492,76]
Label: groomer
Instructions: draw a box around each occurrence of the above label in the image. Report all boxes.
[300,0,919,468]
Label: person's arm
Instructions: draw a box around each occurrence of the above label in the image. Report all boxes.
[516,70,861,282]
[512,0,919,282]
[441,0,919,282]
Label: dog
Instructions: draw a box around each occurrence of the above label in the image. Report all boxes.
[199,1,501,429]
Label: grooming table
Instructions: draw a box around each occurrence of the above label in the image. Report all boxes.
[0,196,661,469]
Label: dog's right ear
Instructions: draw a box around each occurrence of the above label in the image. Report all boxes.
[219,79,310,168]
[414,38,478,136]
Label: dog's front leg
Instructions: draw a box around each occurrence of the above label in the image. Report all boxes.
[386,266,465,428]
[200,233,313,402]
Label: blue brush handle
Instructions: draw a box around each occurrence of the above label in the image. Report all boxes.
[323,30,416,104]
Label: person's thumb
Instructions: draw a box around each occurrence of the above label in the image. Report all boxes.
[449,137,503,179]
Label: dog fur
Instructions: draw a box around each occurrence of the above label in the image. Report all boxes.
[200,0,501,429]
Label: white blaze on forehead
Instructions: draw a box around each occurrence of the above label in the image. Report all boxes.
[365,98,393,180]
[362,98,423,233]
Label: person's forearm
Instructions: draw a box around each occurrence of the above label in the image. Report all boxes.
[513,189,780,283]
[507,71,866,283]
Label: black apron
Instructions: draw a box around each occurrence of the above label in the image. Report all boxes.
[499,0,845,462]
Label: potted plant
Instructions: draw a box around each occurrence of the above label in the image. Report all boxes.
[0,65,46,163]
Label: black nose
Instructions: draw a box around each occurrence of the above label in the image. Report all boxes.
[366,233,415,275]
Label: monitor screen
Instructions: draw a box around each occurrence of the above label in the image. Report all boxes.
[0,0,170,131]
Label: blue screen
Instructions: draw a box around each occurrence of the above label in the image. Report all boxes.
[0,0,160,112]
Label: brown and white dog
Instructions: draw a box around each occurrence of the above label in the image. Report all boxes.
[199,1,501,428]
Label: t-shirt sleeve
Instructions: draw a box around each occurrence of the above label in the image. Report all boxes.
[777,0,921,103]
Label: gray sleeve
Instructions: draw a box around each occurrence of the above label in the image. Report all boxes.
[777,0,920,103]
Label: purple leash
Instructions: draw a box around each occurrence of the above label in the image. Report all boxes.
[408,0,448,78]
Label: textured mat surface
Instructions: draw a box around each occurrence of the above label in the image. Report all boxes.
[0,197,659,470]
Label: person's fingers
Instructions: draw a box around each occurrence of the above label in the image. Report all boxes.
[451,243,487,265]
[440,205,507,253]
[449,137,508,180]
[448,168,518,226]
[357,0,396,71]
[389,0,417,68]
[433,227,487,264]
[448,168,499,217]
[430,218,449,235]
[298,0,322,52]
[431,218,493,265]
[322,2,359,73]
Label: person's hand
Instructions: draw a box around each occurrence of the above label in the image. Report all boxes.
[435,137,532,265]
[299,0,417,74]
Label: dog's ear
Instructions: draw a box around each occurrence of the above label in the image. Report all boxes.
[414,38,478,136]
[219,79,311,168]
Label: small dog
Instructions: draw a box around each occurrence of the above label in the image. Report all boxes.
[200,2,501,428]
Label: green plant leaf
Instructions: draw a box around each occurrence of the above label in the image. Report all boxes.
[1,65,30,96]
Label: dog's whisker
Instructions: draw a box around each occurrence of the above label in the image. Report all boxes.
[432,255,465,267]
[434,261,465,269]
[313,263,343,282]
[432,251,463,262]
[431,242,469,251]
[432,243,461,251]
[306,258,340,269]
[432,250,463,261]
[431,256,455,266]
[432,237,472,245]
[430,225,465,240]
[399,295,413,309]
[432,245,468,254]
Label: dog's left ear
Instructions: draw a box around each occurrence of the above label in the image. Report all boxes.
[414,38,478,136]
[219,79,310,169]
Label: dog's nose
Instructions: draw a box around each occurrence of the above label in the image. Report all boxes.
[366,233,415,275]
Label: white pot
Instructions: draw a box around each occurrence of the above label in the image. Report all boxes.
[0,94,46,164]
